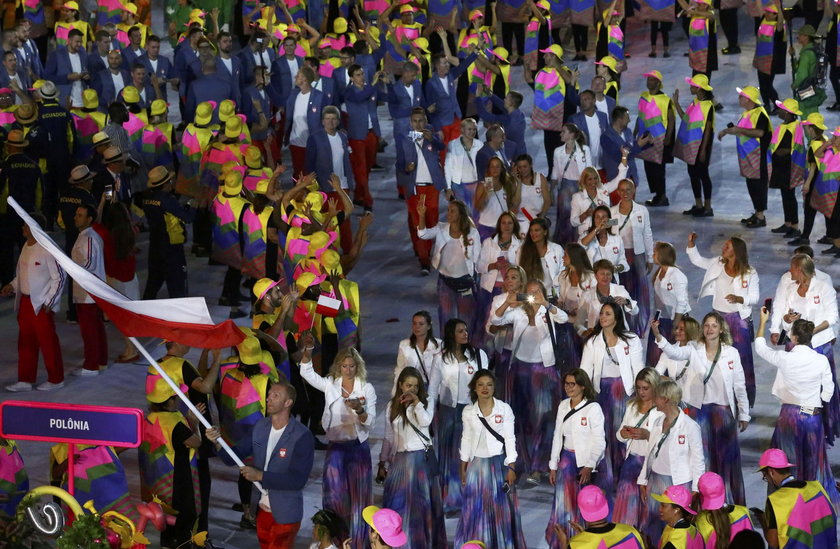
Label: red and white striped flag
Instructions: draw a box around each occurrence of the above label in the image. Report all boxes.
[315,293,341,318]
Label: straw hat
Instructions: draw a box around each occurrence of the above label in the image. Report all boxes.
[147,166,173,188]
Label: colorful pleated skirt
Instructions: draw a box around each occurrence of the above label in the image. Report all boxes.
[646,316,673,367]
[554,178,579,245]
[383,450,448,549]
[437,275,479,346]
[771,404,840,510]
[494,348,513,401]
[435,403,466,512]
[814,342,840,444]
[619,252,652,342]
[454,455,527,549]
[555,322,583,386]
[718,311,756,407]
[509,359,563,474]
[599,376,629,479]
[323,439,373,549]
[697,403,745,505]
[612,452,646,528]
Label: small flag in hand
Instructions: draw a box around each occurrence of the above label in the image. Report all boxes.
[315,294,341,317]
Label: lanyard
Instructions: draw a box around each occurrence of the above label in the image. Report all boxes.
[634,408,652,428]
[676,358,691,381]
[618,205,633,232]
[603,331,620,365]
[702,345,722,385]
[413,346,430,385]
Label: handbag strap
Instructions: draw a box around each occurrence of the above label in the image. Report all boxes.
[477,413,506,455]
[702,345,722,385]
[558,400,595,453]
[675,358,691,381]
[404,414,432,448]
[413,347,430,385]
[618,204,633,232]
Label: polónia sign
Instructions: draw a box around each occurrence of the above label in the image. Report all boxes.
[0,401,143,447]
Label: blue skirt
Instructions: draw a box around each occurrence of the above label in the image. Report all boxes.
[494,348,513,401]
[383,450,447,549]
[612,452,645,528]
[719,311,756,407]
[697,403,745,505]
[771,404,840,510]
[555,322,583,387]
[452,181,479,220]
[323,439,373,549]
[814,342,840,445]
[509,359,562,474]
[641,473,689,548]
[646,317,673,368]
[599,376,629,480]
[435,403,465,512]
[554,178,579,245]
[454,455,527,549]
[437,274,479,345]
[619,252,651,342]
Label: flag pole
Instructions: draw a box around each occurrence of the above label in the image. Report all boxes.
[129,336,267,496]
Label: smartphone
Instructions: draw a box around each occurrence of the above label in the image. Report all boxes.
[653,309,661,322]
[515,293,528,302]
[607,218,619,226]
[104,185,114,199]
[408,130,423,140]
[484,176,494,187]
[502,481,511,494]
[763,298,773,312]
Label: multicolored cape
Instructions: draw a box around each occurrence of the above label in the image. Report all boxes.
[659,524,704,549]
[674,99,713,166]
[176,124,217,196]
[768,120,806,188]
[218,365,269,457]
[138,411,200,515]
[62,445,137,522]
[568,524,644,548]
[211,194,251,269]
[71,110,107,162]
[96,0,124,26]
[0,440,27,517]
[812,147,840,217]
[241,205,274,280]
[767,481,837,549]
[635,92,673,164]
[688,17,710,73]
[638,0,674,22]
[532,67,566,131]
[753,18,778,75]
[22,0,45,26]
[736,106,770,179]
[568,0,595,26]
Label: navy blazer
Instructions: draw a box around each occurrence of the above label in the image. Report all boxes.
[474,95,526,156]
[332,66,350,105]
[243,85,272,140]
[305,130,355,192]
[342,83,381,140]
[600,126,640,182]
[312,76,336,106]
[0,69,31,93]
[87,51,108,76]
[284,87,324,143]
[424,52,477,130]
[186,74,235,123]
[173,45,199,96]
[121,46,146,70]
[388,80,424,137]
[20,40,44,79]
[239,47,276,88]
[45,47,90,106]
[475,142,516,180]
[395,133,446,195]
[243,416,315,525]
[567,110,609,154]
[214,55,243,106]
[93,68,131,106]
[269,55,302,108]
[355,46,385,84]
[136,53,176,83]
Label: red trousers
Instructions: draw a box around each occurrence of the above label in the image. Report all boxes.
[406,185,440,269]
[289,145,307,180]
[17,295,63,383]
[76,302,108,370]
[440,117,462,163]
[256,510,301,549]
[325,191,353,253]
[349,131,378,209]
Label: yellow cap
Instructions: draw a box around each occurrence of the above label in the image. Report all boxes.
[147,381,176,404]
[320,249,342,274]
[469,8,484,19]
[736,86,761,105]
[237,336,262,365]
[294,271,326,292]
[150,99,168,117]
[123,2,138,14]
[307,231,332,256]
[224,116,242,139]
[218,99,236,123]
[413,37,429,52]
[803,112,827,130]
[685,73,713,91]
[63,0,80,10]
[223,171,243,195]
[334,17,348,34]
[253,277,280,300]
[775,98,802,116]
[595,56,618,72]
[245,145,263,168]
[82,88,99,110]
[121,85,140,104]
[540,44,564,59]
[195,102,213,126]
[489,47,509,62]
[255,178,270,195]
[400,4,417,14]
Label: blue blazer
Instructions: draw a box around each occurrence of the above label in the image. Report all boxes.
[0,69,31,93]
[239,47,277,88]
[284,87,324,143]
[93,68,131,106]
[121,46,146,70]
[355,45,385,84]
[395,133,446,195]
[567,110,609,152]
[332,66,350,105]
[313,76,336,106]
[342,83,381,140]
[45,47,90,106]
[474,95,527,156]
[600,126,641,182]
[305,130,355,192]
[269,55,302,108]
[186,74,235,123]
[243,85,272,140]
[174,45,199,96]
[21,39,44,79]
[243,416,314,525]
[424,52,476,130]
[86,51,108,76]
[388,80,424,137]
[214,55,243,106]
[475,142,516,180]
[136,53,176,83]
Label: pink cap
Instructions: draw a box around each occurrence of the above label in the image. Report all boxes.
[698,472,726,510]
[461,543,486,549]
[757,448,796,471]
[578,485,610,522]
[652,485,697,515]
[362,506,407,547]
[0,88,12,95]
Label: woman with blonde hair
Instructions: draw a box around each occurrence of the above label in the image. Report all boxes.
[647,241,691,364]
[569,157,628,242]
[484,264,527,391]
[654,315,704,416]
[300,344,377,548]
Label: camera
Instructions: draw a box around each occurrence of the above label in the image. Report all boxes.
[606,218,618,226]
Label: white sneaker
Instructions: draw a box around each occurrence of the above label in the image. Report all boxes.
[5,381,33,392]
[71,368,99,377]
[37,381,65,391]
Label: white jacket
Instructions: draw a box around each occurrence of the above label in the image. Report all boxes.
[580,332,644,395]
[11,241,65,313]
[429,348,489,408]
[379,401,434,463]
[476,235,522,292]
[611,202,654,261]
[569,163,628,238]
[754,338,835,407]
[770,277,838,348]
[616,402,664,458]
[556,271,596,314]
[771,270,835,340]
[657,339,750,422]
[445,137,483,186]
[549,398,606,470]
[491,304,569,366]
[577,283,638,333]
[418,223,482,275]
[552,143,593,182]
[652,267,691,319]
[584,233,630,278]
[299,360,377,443]
[71,226,105,304]
[686,245,760,320]
[638,411,705,491]
[654,341,705,410]
[485,293,515,353]
[392,337,442,395]
[460,398,518,465]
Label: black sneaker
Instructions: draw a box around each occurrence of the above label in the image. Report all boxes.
[683,205,702,215]
[745,217,766,228]
[714,103,724,112]
[645,196,670,207]
[828,102,840,112]
[741,214,757,225]
[722,45,741,54]
[771,225,791,234]
[818,235,833,245]
[239,516,257,530]
[788,236,810,246]
[663,51,671,58]
[785,228,802,238]
[693,207,714,217]
[821,245,840,255]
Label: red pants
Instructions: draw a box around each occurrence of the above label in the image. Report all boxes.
[18,295,63,383]
[407,185,440,269]
[440,117,462,163]
[256,510,301,549]
[325,191,353,253]
[349,131,378,209]
[76,302,108,370]
[289,145,307,180]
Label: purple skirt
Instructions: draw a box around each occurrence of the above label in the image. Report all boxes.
[771,404,840,510]
[598,376,629,480]
[612,452,645,528]
[555,322,583,388]
[383,450,448,549]
[324,439,373,549]
[454,455,527,549]
[646,317,673,368]
[697,403,745,505]
[437,274,479,344]
[619,252,652,341]
[435,403,465,512]
[494,348,513,401]
[554,178,579,245]
[718,311,756,407]
[509,359,563,474]
[452,181,480,220]
[641,473,689,548]
[814,342,840,444]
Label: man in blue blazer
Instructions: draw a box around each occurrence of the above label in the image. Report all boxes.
[215,32,243,107]
[396,108,445,273]
[387,62,424,143]
[45,29,90,108]
[15,22,44,79]
[239,31,276,88]
[285,67,324,178]
[269,37,303,110]
[331,46,356,107]
[343,65,383,212]
[120,26,146,69]
[424,48,478,139]
[137,35,177,86]
[568,89,610,169]
[600,105,652,183]
[93,49,131,107]
[208,378,314,549]
[592,75,617,118]
[304,57,336,106]
[474,88,527,156]
[475,124,515,179]
[88,30,111,76]
[0,51,31,96]
[186,58,236,124]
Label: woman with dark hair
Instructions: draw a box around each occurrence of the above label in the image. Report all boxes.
[696,472,754,549]
[551,124,592,243]
[308,508,348,549]
[513,154,550,235]
[652,485,704,548]
[377,367,447,549]
[417,199,482,339]
[653,315,704,416]
[580,205,629,281]
[455,369,525,548]
[476,212,522,351]
[428,318,489,514]
[492,278,569,486]
[485,265,527,395]
[673,74,716,217]
[545,368,608,545]
[569,159,628,242]
[393,311,442,395]
[579,301,644,480]
[555,243,595,372]
[613,368,662,528]
[474,156,521,241]
[652,311,749,506]
[687,233,759,407]
[517,217,564,295]
[647,241,690,364]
